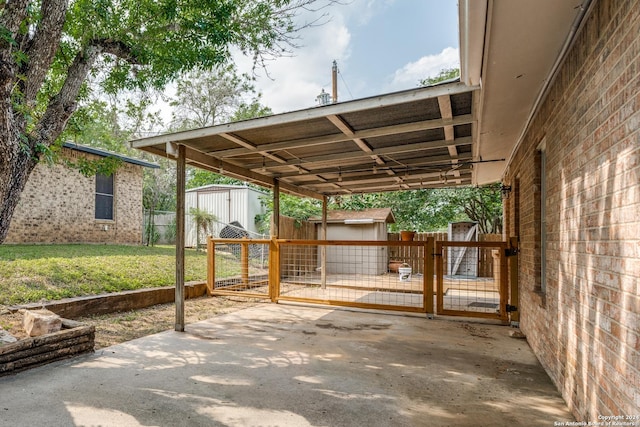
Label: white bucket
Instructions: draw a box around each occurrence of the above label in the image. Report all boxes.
[398,267,412,282]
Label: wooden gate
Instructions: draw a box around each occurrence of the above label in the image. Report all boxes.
[435,241,509,322]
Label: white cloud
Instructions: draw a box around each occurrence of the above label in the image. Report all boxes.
[234,6,353,113]
[386,47,460,92]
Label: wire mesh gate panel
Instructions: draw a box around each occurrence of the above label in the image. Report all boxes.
[276,240,432,313]
[435,241,508,322]
[207,238,271,299]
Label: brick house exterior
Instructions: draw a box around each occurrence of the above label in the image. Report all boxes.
[501,0,639,420]
[5,143,157,245]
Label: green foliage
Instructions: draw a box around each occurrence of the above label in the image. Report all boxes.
[144,222,160,246]
[332,185,502,233]
[144,159,176,211]
[435,183,503,234]
[231,100,273,122]
[331,190,464,232]
[420,68,460,86]
[189,207,217,250]
[168,64,262,129]
[58,0,319,94]
[59,95,163,154]
[256,193,323,233]
[64,156,124,178]
[164,217,177,244]
[186,169,246,190]
[253,182,502,234]
[0,244,213,305]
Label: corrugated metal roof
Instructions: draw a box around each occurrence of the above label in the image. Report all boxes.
[131,82,480,200]
[185,183,268,194]
[63,142,159,169]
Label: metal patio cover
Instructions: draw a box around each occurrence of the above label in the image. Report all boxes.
[131,82,480,200]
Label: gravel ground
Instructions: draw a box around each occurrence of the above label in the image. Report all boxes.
[1,296,262,349]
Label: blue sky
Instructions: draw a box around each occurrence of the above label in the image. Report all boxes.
[236,0,460,113]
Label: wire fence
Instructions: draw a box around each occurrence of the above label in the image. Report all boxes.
[143,211,268,246]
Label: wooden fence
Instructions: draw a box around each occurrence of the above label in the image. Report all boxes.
[388,232,502,275]
[279,216,317,276]
[277,220,501,277]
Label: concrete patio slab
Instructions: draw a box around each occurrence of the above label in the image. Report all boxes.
[0,303,574,426]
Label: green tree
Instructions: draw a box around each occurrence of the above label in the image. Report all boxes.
[143,158,176,246]
[332,190,464,232]
[166,63,274,190]
[231,99,273,122]
[436,184,503,234]
[420,67,460,86]
[256,193,323,233]
[186,169,245,190]
[168,64,258,130]
[0,0,336,243]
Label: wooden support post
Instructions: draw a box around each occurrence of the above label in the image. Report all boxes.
[270,180,280,302]
[509,236,520,325]
[321,195,327,289]
[272,180,280,238]
[425,237,435,316]
[175,144,186,332]
[241,238,249,286]
[435,242,444,314]
[207,237,215,296]
[269,238,280,302]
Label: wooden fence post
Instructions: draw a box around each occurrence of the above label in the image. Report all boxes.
[509,236,520,325]
[207,237,215,296]
[425,237,435,317]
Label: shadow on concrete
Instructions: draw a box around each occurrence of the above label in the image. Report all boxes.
[0,304,574,426]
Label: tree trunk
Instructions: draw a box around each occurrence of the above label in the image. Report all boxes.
[0,139,38,242]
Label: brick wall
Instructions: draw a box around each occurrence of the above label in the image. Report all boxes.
[5,147,144,244]
[503,0,639,420]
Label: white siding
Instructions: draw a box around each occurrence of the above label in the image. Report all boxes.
[184,185,267,247]
[320,223,388,275]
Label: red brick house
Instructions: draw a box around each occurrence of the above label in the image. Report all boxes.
[5,143,158,244]
[461,0,639,420]
[131,0,638,420]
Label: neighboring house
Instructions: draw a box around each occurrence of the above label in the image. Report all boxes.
[461,0,639,420]
[185,184,267,247]
[5,142,158,245]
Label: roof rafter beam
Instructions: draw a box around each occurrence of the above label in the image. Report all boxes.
[215,114,473,158]
[437,94,460,179]
[182,146,323,200]
[300,168,472,187]
[321,175,473,195]
[326,114,386,166]
[244,136,472,170]
[220,132,305,175]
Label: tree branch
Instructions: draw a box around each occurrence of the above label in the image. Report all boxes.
[92,38,141,64]
[22,0,68,105]
[0,0,29,37]
[32,44,101,149]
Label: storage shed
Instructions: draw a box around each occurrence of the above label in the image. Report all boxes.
[185,184,267,247]
[447,221,478,276]
[309,208,395,275]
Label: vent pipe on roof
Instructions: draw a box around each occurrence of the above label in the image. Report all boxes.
[332,60,338,103]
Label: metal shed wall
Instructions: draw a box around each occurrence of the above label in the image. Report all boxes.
[185,185,266,247]
[320,222,389,275]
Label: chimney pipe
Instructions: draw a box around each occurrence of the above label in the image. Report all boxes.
[332,60,338,103]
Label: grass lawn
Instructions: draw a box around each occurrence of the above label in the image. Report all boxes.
[0,244,221,306]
